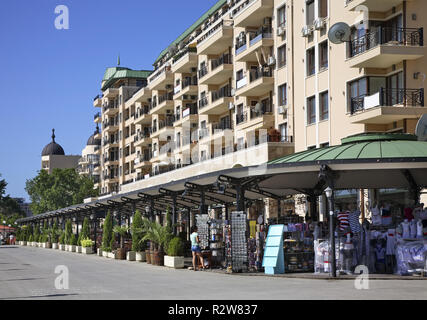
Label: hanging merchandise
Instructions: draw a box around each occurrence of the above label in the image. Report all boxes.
[230,212,248,273]
[371,204,382,226]
[348,210,361,233]
[209,219,224,267]
[195,215,210,249]
[395,240,427,275]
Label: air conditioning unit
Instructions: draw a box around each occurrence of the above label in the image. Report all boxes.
[278,105,287,114]
[277,26,286,36]
[231,89,236,96]
[229,102,235,110]
[229,12,234,19]
[268,56,276,66]
[314,18,326,30]
[166,84,172,90]
[302,25,313,37]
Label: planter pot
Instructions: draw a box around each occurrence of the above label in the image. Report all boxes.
[102,251,109,258]
[69,245,76,252]
[107,252,115,259]
[146,250,152,264]
[115,249,126,260]
[52,243,59,250]
[164,256,185,269]
[127,251,136,261]
[46,242,52,249]
[136,251,146,262]
[153,250,165,266]
[59,244,65,251]
[97,248,103,256]
[22,241,27,246]
[76,246,82,253]
[82,247,93,254]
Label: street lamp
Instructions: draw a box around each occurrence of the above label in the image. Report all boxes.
[325,187,337,278]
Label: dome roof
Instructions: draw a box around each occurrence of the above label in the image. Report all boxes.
[42,129,65,156]
[87,127,101,146]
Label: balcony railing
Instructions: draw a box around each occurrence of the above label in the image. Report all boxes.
[182,77,198,89]
[158,92,174,104]
[199,66,208,79]
[236,112,248,125]
[235,35,247,54]
[198,97,209,109]
[158,117,175,130]
[211,53,232,71]
[249,67,273,83]
[349,27,424,58]
[134,105,151,120]
[249,26,273,46]
[134,129,152,142]
[211,86,232,103]
[350,88,425,114]
[94,112,101,120]
[212,122,232,133]
[250,102,273,119]
[172,46,197,64]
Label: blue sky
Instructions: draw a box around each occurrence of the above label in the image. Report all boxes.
[0,0,219,201]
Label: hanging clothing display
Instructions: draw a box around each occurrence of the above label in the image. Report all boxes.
[386,229,396,256]
[348,211,361,233]
[337,212,350,232]
[402,220,410,239]
[371,205,382,226]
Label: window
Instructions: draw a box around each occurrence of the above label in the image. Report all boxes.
[320,91,329,121]
[318,0,328,18]
[306,0,315,25]
[307,96,316,125]
[319,41,328,70]
[279,123,288,142]
[278,84,287,106]
[236,69,244,81]
[278,45,286,68]
[320,142,330,148]
[277,5,286,27]
[306,47,315,76]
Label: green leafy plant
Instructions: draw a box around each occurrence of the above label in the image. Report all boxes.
[81,238,94,248]
[102,211,113,252]
[113,225,128,250]
[131,210,145,252]
[59,231,65,245]
[65,220,72,245]
[29,235,33,242]
[70,234,77,246]
[167,237,185,257]
[33,226,40,243]
[50,222,59,243]
[81,217,90,240]
[140,219,171,252]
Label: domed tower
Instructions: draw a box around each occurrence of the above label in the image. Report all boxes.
[41,129,80,174]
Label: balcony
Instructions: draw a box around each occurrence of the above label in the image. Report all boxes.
[199,86,233,115]
[174,104,198,127]
[103,87,119,99]
[235,27,274,62]
[345,0,403,12]
[103,102,119,116]
[151,117,175,138]
[126,87,152,106]
[134,151,152,169]
[347,27,424,68]
[233,0,274,28]
[235,66,274,97]
[102,138,119,148]
[349,88,426,124]
[174,78,198,100]
[94,112,101,123]
[148,65,174,91]
[199,54,233,85]
[104,156,119,166]
[93,95,102,108]
[171,47,198,73]
[150,92,174,114]
[236,112,248,126]
[134,105,152,125]
[102,120,119,133]
[197,19,233,56]
[134,129,152,147]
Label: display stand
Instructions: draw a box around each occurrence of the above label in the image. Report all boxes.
[262,225,285,275]
[230,212,248,273]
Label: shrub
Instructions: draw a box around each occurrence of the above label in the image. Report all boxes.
[167,237,185,257]
[70,234,77,246]
[102,211,113,252]
[131,210,144,252]
[59,232,65,245]
[51,222,59,243]
[81,238,94,248]
[34,227,40,243]
[65,220,72,245]
[29,235,33,242]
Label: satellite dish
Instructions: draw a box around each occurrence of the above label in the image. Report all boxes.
[415,114,427,141]
[328,22,351,44]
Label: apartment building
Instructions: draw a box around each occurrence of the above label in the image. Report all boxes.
[77,126,102,189]
[92,0,426,216]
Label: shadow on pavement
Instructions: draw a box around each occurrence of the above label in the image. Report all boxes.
[0,293,78,300]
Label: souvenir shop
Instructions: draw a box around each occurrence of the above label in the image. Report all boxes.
[314,189,427,276]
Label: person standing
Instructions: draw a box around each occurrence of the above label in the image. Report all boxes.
[190,226,204,271]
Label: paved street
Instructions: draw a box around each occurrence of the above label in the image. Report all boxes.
[0,245,426,300]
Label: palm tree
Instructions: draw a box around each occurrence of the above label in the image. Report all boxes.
[139,219,169,252]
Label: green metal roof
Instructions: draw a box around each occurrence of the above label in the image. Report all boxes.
[269,133,427,165]
[153,0,227,65]
[101,68,152,91]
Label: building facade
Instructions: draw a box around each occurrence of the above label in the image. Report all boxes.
[92,0,426,216]
[77,126,102,190]
[41,129,80,174]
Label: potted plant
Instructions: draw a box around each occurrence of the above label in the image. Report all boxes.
[70,234,77,252]
[127,210,146,262]
[64,220,72,251]
[113,225,128,260]
[59,231,66,250]
[51,222,59,249]
[164,237,185,269]
[141,220,169,266]
[76,217,90,254]
[101,211,113,257]
[34,226,40,247]
[81,238,94,254]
